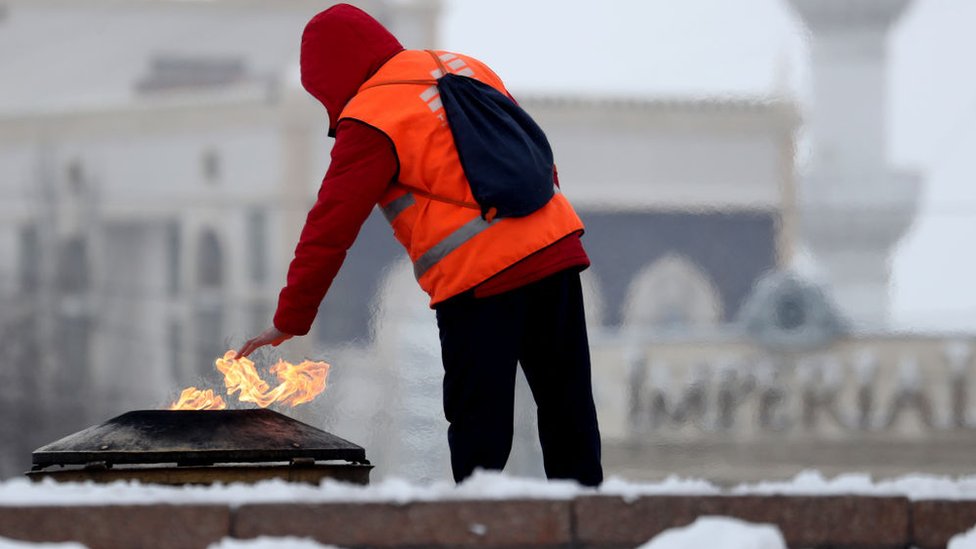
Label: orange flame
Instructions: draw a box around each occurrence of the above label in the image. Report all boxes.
[168,350,330,410]
[169,388,227,410]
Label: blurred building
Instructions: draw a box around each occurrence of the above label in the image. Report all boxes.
[0,0,440,477]
[594,0,976,483]
[0,0,973,483]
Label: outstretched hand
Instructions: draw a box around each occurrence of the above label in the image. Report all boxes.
[236,326,293,359]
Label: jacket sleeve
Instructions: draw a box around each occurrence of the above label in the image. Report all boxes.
[273,120,398,336]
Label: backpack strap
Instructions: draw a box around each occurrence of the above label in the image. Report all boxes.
[359,78,436,91]
[394,181,497,221]
[358,50,448,92]
[393,182,480,211]
[425,49,450,75]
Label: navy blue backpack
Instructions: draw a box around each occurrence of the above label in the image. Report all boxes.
[373,50,556,221]
[428,51,555,221]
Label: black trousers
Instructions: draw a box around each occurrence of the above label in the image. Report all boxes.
[435,269,603,486]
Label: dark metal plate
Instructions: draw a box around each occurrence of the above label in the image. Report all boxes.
[27,462,372,486]
[32,409,367,468]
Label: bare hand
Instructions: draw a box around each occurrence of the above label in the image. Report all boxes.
[236,326,294,359]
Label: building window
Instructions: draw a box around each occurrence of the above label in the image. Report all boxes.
[168,320,183,384]
[166,223,181,297]
[195,229,225,377]
[201,148,221,184]
[136,55,247,94]
[66,158,86,195]
[56,312,92,419]
[197,230,223,288]
[194,305,223,379]
[246,208,268,284]
[54,237,93,411]
[18,225,39,293]
[57,238,90,295]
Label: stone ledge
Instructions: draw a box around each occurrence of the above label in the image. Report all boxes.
[0,505,230,549]
[574,494,911,549]
[234,499,573,547]
[0,496,973,548]
[912,499,976,549]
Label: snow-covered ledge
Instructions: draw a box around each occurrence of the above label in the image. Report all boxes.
[1,471,975,548]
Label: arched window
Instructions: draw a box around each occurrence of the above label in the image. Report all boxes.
[622,254,723,330]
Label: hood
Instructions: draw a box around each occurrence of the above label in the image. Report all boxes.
[300,3,405,137]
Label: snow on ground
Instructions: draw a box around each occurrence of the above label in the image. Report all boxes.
[208,537,339,549]
[951,524,976,549]
[636,517,786,549]
[731,470,976,501]
[2,469,976,507]
[0,471,584,507]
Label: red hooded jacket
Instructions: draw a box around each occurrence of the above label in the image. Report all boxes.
[273,4,589,336]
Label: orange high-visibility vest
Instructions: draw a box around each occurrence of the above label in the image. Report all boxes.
[339,50,585,306]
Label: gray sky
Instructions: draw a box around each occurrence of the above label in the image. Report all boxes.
[442,0,976,331]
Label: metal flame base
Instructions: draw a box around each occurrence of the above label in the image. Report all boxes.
[28,409,371,485]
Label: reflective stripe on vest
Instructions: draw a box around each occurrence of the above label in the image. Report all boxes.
[381,193,415,223]
[381,191,494,280]
[413,215,492,280]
